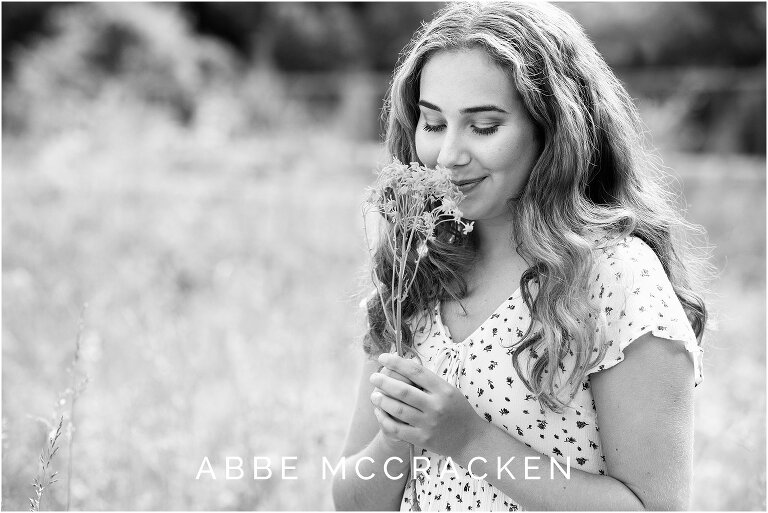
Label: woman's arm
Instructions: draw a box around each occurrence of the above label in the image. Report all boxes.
[589,332,695,510]
[331,354,413,511]
[374,332,695,510]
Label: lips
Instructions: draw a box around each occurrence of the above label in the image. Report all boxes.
[452,177,485,186]
[452,177,486,190]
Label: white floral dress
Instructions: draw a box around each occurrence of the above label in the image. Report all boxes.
[398,235,703,511]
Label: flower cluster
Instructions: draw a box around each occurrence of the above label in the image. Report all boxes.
[362,157,475,343]
[364,159,474,244]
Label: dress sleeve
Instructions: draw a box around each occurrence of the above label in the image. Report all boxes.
[585,237,703,386]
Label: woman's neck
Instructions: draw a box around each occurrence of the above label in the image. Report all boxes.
[472,212,520,267]
[457,212,529,300]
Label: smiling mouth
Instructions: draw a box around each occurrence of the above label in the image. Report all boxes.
[453,177,486,189]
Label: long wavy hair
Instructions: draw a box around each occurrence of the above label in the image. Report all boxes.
[364,1,709,412]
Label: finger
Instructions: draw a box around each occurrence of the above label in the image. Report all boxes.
[373,407,420,445]
[372,407,402,443]
[379,366,420,388]
[377,353,441,392]
[370,372,431,411]
[371,387,423,425]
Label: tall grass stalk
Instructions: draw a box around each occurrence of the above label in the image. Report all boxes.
[66,304,89,510]
[28,304,90,511]
[29,417,64,512]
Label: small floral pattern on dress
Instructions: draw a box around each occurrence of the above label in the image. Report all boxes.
[398,235,703,511]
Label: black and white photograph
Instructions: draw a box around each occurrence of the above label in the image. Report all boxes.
[2,1,765,510]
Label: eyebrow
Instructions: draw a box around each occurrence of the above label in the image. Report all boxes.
[418,100,509,114]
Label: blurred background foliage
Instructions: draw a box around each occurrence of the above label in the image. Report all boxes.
[3,2,766,151]
[2,2,765,510]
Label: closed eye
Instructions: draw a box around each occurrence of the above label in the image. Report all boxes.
[422,123,499,135]
[472,125,499,135]
[422,123,445,133]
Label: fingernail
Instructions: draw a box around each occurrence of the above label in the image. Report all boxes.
[371,391,381,403]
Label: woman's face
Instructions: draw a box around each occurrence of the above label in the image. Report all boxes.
[415,48,540,222]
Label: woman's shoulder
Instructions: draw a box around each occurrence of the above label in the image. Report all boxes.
[583,233,703,385]
[589,232,661,273]
[586,233,674,306]
[587,226,649,252]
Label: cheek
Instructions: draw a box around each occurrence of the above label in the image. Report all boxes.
[482,146,518,175]
[493,130,539,172]
[414,133,438,167]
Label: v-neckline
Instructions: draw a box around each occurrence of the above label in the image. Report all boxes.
[436,287,522,345]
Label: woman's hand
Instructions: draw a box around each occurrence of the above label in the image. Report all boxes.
[372,364,420,453]
[369,352,484,461]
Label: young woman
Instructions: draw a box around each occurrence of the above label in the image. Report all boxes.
[333,1,707,510]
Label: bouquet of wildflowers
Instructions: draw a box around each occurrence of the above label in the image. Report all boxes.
[364,158,474,354]
[363,158,473,509]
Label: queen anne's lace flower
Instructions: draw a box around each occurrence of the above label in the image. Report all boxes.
[362,157,474,512]
[364,158,473,243]
[362,156,475,352]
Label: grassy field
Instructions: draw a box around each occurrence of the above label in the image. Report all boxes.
[2,112,765,509]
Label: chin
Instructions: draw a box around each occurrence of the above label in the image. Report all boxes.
[457,203,510,224]
[456,199,488,221]
[457,205,478,221]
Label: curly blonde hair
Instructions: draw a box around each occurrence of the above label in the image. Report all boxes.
[365,0,708,412]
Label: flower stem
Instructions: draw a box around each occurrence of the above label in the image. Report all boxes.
[361,207,398,340]
[394,226,421,510]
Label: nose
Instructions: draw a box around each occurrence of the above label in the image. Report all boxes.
[436,128,470,169]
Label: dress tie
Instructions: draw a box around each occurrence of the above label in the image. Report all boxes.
[407,342,468,511]
[433,342,468,388]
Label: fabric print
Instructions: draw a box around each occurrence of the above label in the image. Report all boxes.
[399,236,703,511]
